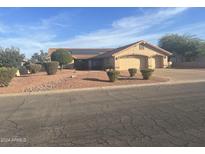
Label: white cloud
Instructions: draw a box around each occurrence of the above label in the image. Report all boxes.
[0,23,9,33]
[44,8,189,48]
[0,7,195,57]
[112,8,187,29]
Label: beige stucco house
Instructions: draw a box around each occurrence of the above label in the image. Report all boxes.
[48,40,172,70]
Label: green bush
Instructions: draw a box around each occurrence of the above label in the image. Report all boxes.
[44,61,59,75]
[19,66,28,75]
[0,47,25,68]
[30,64,41,74]
[23,62,41,74]
[23,61,31,70]
[106,70,120,82]
[140,69,154,80]
[128,68,137,77]
[0,67,17,87]
[40,63,46,72]
[51,49,73,69]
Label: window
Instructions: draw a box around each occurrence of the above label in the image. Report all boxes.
[139,44,144,50]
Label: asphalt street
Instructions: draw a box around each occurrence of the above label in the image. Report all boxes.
[0,82,205,146]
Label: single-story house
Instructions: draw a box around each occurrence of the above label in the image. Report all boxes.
[48,48,113,69]
[48,40,172,70]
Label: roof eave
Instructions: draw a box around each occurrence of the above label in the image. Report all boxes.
[144,42,173,56]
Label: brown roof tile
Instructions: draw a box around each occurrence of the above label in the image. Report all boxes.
[48,48,113,57]
[48,40,172,60]
[92,40,172,59]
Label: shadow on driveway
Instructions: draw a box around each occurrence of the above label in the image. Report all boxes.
[83,78,110,82]
[83,76,139,82]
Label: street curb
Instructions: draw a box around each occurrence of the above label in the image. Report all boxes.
[1,79,205,98]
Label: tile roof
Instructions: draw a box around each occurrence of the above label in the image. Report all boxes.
[144,42,173,56]
[93,41,141,59]
[48,48,113,57]
[48,40,172,60]
[92,40,172,59]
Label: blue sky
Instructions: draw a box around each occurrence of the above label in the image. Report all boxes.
[0,7,205,57]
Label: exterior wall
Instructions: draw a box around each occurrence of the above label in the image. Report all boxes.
[103,57,115,69]
[114,43,165,58]
[74,59,90,70]
[150,55,167,68]
[74,58,113,70]
[149,56,168,69]
[91,59,104,70]
[113,43,169,70]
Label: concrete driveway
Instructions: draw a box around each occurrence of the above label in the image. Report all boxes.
[154,68,205,82]
[0,82,205,146]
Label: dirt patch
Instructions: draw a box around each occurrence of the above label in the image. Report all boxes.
[0,69,169,94]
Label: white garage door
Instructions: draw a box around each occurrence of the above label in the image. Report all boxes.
[117,56,148,70]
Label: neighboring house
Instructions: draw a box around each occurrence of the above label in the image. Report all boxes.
[48,40,172,70]
[48,48,113,69]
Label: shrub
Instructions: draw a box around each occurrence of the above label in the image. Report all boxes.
[128,68,137,77]
[23,62,42,74]
[23,61,31,70]
[106,70,120,82]
[140,69,154,80]
[0,67,17,87]
[19,66,28,75]
[0,47,25,68]
[40,63,46,72]
[31,50,50,64]
[51,49,73,69]
[28,64,42,74]
[44,61,59,75]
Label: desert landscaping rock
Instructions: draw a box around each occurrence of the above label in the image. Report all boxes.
[0,69,168,94]
[2,69,205,94]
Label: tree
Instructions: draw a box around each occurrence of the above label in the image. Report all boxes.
[51,49,73,69]
[0,47,25,68]
[31,50,50,64]
[159,34,205,62]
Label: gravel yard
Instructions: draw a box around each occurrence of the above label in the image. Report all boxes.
[0,69,168,94]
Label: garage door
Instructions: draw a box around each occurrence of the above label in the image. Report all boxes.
[117,56,148,70]
[154,56,163,68]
